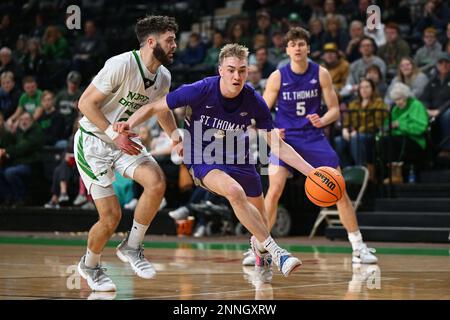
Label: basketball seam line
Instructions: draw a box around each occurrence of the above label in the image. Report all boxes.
[305,188,336,204]
[319,168,343,198]
[307,176,338,201]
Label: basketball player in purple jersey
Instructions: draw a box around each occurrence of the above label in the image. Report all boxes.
[250,27,377,265]
[114,44,316,277]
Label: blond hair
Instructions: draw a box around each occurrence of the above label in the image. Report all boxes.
[218,43,249,65]
[0,71,14,82]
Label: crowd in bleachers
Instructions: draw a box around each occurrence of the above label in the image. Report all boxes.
[0,1,449,221]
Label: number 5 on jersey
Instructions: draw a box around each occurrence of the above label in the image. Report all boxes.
[296,101,306,116]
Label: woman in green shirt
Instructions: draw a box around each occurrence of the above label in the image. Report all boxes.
[379,82,429,183]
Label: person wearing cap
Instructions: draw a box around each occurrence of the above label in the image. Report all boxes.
[414,27,443,74]
[55,71,82,139]
[320,42,349,93]
[420,52,450,159]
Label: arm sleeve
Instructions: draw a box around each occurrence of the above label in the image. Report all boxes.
[91,57,128,95]
[18,93,26,109]
[253,92,274,131]
[166,79,208,110]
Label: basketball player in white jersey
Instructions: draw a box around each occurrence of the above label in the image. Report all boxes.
[75,16,179,292]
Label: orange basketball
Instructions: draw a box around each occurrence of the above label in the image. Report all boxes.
[305,166,346,207]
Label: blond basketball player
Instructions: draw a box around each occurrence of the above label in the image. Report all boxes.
[75,16,179,292]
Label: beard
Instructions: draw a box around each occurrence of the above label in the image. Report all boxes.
[154,43,173,66]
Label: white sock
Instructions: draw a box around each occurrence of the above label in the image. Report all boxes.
[128,219,149,249]
[85,248,101,268]
[262,236,283,257]
[348,230,364,251]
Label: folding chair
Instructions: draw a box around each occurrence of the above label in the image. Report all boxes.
[308,166,369,238]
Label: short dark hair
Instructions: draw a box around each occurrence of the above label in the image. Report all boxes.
[285,27,310,45]
[135,15,178,46]
[22,75,36,85]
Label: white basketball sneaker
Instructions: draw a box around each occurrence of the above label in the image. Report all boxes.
[77,256,116,292]
[352,244,378,264]
[116,236,156,279]
[250,236,299,276]
[242,249,256,266]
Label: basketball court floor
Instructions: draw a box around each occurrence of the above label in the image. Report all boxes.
[0,233,449,300]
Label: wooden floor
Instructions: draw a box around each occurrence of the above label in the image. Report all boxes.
[0,240,449,300]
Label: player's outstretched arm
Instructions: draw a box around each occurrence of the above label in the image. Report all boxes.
[126,95,170,130]
[263,129,315,176]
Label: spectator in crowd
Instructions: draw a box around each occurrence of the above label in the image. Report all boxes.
[414,27,443,75]
[345,20,364,63]
[226,21,251,49]
[0,14,18,49]
[29,12,46,40]
[38,90,66,148]
[323,15,349,53]
[6,76,43,132]
[284,12,306,31]
[380,83,429,184]
[202,30,225,72]
[42,25,70,60]
[267,30,287,67]
[13,35,28,64]
[55,71,82,139]
[0,112,44,205]
[446,41,450,55]
[386,57,429,105]
[0,111,14,152]
[420,52,450,159]
[335,78,387,178]
[254,10,273,39]
[365,64,388,98]
[439,21,450,48]
[0,71,20,120]
[72,20,107,83]
[179,32,207,67]
[21,38,47,88]
[415,0,449,36]
[341,37,386,99]
[352,0,371,22]
[309,17,326,60]
[253,46,275,79]
[320,42,349,93]
[246,64,265,95]
[378,23,411,80]
[0,47,24,83]
[44,131,77,209]
[322,0,348,30]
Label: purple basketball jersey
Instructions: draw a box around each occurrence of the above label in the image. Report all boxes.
[166,76,273,165]
[275,61,322,130]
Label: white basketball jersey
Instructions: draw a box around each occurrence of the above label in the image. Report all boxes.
[79,50,171,143]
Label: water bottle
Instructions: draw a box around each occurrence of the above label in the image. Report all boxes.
[408,165,416,184]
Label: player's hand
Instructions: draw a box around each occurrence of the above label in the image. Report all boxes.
[113,134,142,155]
[274,128,285,140]
[306,114,324,128]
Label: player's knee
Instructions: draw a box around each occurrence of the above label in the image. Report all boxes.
[101,210,121,232]
[224,184,246,204]
[267,183,284,201]
[143,179,166,198]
